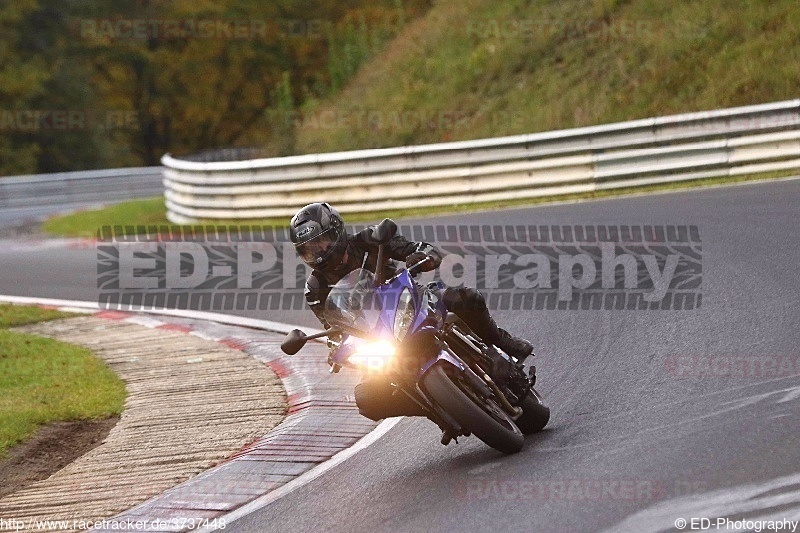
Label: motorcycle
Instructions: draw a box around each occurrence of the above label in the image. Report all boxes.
[281,219,549,454]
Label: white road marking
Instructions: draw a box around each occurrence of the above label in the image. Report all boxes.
[602,472,800,533]
[0,293,400,528]
[202,417,403,532]
[0,294,322,336]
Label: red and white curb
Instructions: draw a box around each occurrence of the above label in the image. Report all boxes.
[0,295,400,532]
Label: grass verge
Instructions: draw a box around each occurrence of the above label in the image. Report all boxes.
[42,197,170,238]
[0,305,126,457]
[41,171,798,237]
[293,0,800,154]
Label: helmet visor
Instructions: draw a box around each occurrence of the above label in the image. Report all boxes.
[295,227,338,265]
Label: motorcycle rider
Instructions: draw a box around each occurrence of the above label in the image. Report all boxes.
[289,202,534,422]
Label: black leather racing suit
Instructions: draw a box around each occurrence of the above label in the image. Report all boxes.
[303,228,440,326]
[303,228,508,421]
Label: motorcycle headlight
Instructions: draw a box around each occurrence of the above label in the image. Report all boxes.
[348,341,396,370]
[393,288,415,341]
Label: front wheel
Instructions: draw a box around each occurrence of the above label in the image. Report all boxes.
[422,364,524,454]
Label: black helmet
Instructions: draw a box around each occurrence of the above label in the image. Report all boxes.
[290,202,348,268]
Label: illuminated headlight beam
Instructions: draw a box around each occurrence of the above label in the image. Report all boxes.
[347,341,396,369]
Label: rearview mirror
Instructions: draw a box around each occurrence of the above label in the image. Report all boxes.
[281,329,308,355]
[373,218,397,244]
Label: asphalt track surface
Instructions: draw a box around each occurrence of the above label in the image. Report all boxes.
[1,179,799,532]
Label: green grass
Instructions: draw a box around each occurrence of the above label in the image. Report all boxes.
[40,171,797,236]
[41,197,170,238]
[39,1,800,236]
[0,305,73,328]
[0,305,126,457]
[292,0,800,153]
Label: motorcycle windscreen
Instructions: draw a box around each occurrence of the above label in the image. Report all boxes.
[323,268,383,336]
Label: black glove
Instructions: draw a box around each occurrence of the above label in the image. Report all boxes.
[406,252,435,274]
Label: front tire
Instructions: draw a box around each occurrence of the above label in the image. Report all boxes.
[422,364,524,454]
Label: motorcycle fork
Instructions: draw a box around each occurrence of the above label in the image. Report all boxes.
[391,382,463,435]
[444,327,525,420]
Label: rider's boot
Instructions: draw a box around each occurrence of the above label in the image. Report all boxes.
[494,325,534,362]
[477,314,534,362]
[445,287,534,362]
[470,314,535,363]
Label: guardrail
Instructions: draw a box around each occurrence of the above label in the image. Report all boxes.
[0,167,164,209]
[158,99,798,223]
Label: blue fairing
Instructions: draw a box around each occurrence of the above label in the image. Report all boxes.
[327,268,451,372]
[420,349,466,376]
[374,269,443,338]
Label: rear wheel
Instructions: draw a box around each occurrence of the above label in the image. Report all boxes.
[422,364,524,454]
[515,388,550,435]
